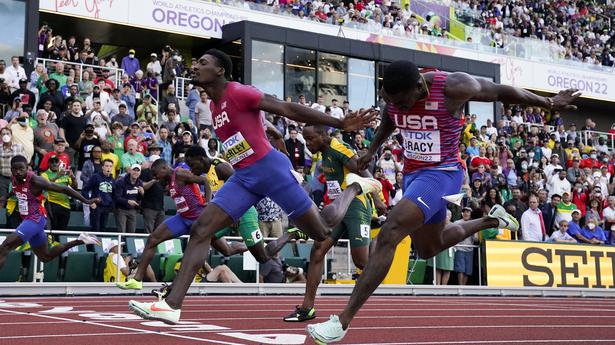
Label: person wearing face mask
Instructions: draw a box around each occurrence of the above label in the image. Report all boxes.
[0,127,25,195]
[579,218,606,244]
[106,56,119,69]
[9,113,34,163]
[121,49,140,77]
[581,149,601,169]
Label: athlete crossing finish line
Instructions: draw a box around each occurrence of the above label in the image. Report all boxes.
[306,61,582,344]
[128,49,381,324]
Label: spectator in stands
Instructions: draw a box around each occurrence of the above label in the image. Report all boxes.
[568,209,588,243]
[5,57,25,92]
[390,171,404,207]
[586,198,605,228]
[548,169,571,198]
[100,139,120,178]
[156,127,172,164]
[10,113,34,163]
[159,84,180,115]
[85,86,110,110]
[175,258,241,283]
[121,139,145,173]
[466,136,480,157]
[567,157,583,184]
[259,252,285,283]
[82,158,114,232]
[521,194,545,242]
[554,191,577,227]
[114,163,143,233]
[172,130,193,163]
[195,91,212,132]
[549,220,577,243]
[143,71,158,100]
[121,49,140,77]
[110,103,132,128]
[10,79,35,109]
[139,160,164,234]
[580,218,606,245]
[76,124,101,175]
[59,100,87,168]
[104,88,123,118]
[37,79,64,116]
[377,148,401,184]
[63,84,82,110]
[285,126,305,170]
[540,193,560,236]
[4,97,22,123]
[0,127,24,195]
[161,109,179,132]
[147,53,162,82]
[136,94,157,124]
[503,187,527,222]
[185,86,199,126]
[107,122,125,159]
[33,109,60,164]
[104,240,157,283]
[503,158,518,188]
[454,207,476,285]
[374,166,394,207]
[94,69,115,90]
[81,145,103,186]
[41,155,76,231]
[256,197,283,239]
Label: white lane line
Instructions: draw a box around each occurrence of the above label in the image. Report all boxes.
[0,308,241,345]
[350,340,615,345]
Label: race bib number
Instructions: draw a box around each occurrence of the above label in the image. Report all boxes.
[360,224,370,239]
[326,180,343,200]
[251,229,263,243]
[223,132,254,165]
[402,130,441,162]
[174,196,189,213]
[17,196,28,216]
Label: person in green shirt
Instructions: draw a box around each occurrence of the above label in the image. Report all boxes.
[41,155,77,230]
[554,191,577,230]
[121,139,145,172]
[107,122,126,160]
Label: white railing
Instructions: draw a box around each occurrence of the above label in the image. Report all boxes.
[35,58,125,86]
[581,129,615,152]
[503,120,555,134]
[174,76,191,101]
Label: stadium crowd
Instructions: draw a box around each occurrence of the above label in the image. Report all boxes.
[0,15,614,284]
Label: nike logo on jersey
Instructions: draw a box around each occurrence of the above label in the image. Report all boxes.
[417,196,430,210]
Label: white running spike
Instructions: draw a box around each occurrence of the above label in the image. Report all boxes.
[442,193,465,206]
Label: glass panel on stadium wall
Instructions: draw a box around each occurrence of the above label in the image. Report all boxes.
[0,0,26,59]
[318,52,348,104]
[284,47,317,103]
[349,58,376,109]
[251,41,284,98]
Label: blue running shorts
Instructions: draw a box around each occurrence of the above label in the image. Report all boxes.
[403,169,464,224]
[15,217,47,248]
[163,214,195,237]
[212,149,313,221]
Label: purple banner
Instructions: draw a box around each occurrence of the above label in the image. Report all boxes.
[410,0,451,30]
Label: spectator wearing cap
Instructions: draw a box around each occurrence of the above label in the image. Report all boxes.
[136,94,158,125]
[75,123,101,175]
[113,163,144,233]
[544,154,563,178]
[0,127,25,194]
[120,83,136,118]
[581,149,601,170]
[110,103,132,128]
[86,97,110,122]
[103,239,157,283]
[94,69,115,90]
[82,158,115,232]
[37,79,64,116]
[121,49,140,77]
[10,78,35,109]
[90,111,111,139]
[41,155,77,230]
[39,137,69,172]
[4,97,22,123]
[466,136,480,157]
[121,139,145,173]
[104,88,123,118]
[521,194,546,242]
[567,209,587,243]
[146,53,162,82]
[10,113,34,162]
[33,109,60,162]
[547,169,571,199]
[143,70,159,100]
[172,130,194,163]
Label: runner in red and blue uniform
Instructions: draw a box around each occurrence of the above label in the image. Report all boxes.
[307,60,582,343]
[0,155,100,270]
[129,49,380,324]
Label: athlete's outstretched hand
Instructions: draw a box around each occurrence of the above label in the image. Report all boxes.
[85,197,101,205]
[341,108,378,132]
[357,152,374,171]
[551,88,582,110]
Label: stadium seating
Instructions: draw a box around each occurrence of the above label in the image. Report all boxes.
[62,252,96,281]
[0,251,22,282]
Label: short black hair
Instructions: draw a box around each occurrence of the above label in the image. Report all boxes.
[304,124,328,136]
[184,145,207,159]
[151,158,169,171]
[205,49,233,80]
[11,155,27,166]
[382,60,421,95]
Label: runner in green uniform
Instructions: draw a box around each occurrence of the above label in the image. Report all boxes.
[284,124,386,322]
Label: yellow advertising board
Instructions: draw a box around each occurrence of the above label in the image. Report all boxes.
[485,240,615,288]
[371,228,411,284]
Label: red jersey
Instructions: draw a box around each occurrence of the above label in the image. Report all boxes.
[12,171,46,222]
[210,82,273,169]
[39,151,70,172]
[169,168,205,220]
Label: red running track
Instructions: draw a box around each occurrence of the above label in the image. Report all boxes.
[1,295,615,344]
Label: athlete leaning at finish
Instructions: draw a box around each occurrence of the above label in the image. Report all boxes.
[0,155,101,270]
[306,60,582,343]
[284,124,387,322]
[128,49,381,324]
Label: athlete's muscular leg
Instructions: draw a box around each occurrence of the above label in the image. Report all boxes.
[320,184,362,228]
[412,218,497,259]
[301,237,335,309]
[212,238,247,257]
[0,234,23,270]
[350,246,369,270]
[133,225,174,282]
[338,199,420,329]
[165,203,233,310]
[33,240,85,263]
